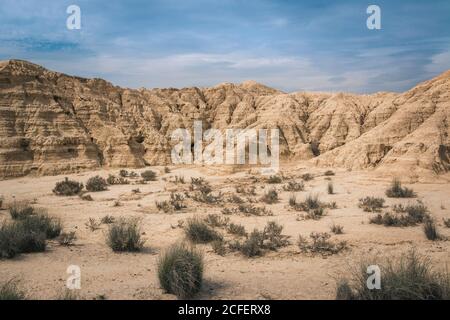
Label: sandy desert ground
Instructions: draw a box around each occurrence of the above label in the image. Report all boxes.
[0,163,449,300]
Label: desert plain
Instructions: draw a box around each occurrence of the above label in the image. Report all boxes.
[0,163,449,300]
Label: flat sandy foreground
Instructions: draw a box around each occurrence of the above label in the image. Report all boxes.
[0,163,449,300]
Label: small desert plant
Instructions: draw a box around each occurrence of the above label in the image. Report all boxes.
[11,221,47,253]
[211,239,226,256]
[393,201,429,223]
[289,194,298,207]
[204,214,229,228]
[443,218,450,228]
[221,208,233,215]
[423,218,441,241]
[119,169,129,177]
[267,175,282,184]
[9,202,35,220]
[298,232,347,256]
[324,170,335,176]
[237,203,273,216]
[327,182,334,194]
[385,178,416,198]
[86,176,108,192]
[185,218,222,244]
[101,215,116,224]
[80,194,93,201]
[174,176,185,184]
[112,200,122,207]
[141,170,157,182]
[294,194,321,211]
[239,230,264,257]
[157,243,203,299]
[335,250,450,300]
[155,200,172,213]
[228,193,245,204]
[283,180,304,192]
[58,231,76,246]
[291,194,330,220]
[0,213,60,258]
[227,223,247,237]
[260,188,279,204]
[301,173,314,181]
[164,166,171,173]
[232,222,289,257]
[106,218,145,252]
[129,171,138,178]
[132,188,141,194]
[19,213,62,239]
[370,202,430,227]
[189,178,222,204]
[236,185,256,195]
[53,177,84,196]
[262,221,290,250]
[0,222,19,258]
[107,174,129,185]
[330,223,344,234]
[0,195,3,209]
[0,279,26,300]
[170,192,186,210]
[303,207,326,220]
[85,218,101,231]
[358,197,385,212]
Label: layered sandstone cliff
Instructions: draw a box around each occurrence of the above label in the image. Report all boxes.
[0,59,448,178]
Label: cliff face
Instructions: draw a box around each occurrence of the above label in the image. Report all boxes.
[0,59,449,178]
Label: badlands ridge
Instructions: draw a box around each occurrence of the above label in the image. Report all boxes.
[0,59,449,178]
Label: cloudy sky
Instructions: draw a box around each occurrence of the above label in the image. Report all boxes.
[0,0,449,93]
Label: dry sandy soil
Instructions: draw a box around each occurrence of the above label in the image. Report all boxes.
[1,163,449,300]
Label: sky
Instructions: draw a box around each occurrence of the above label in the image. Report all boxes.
[0,0,449,93]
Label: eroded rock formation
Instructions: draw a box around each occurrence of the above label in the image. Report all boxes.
[0,59,449,178]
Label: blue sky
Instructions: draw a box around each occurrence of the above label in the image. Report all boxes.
[0,0,449,93]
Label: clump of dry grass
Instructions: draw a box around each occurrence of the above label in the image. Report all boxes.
[330,223,344,234]
[85,218,101,231]
[260,188,279,204]
[185,217,222,244]
[141,170,157,182]
[236,185,256,196]
[53,177,84,196]
[290,194,332,220]
[227,223,247,237]
[385,178,416,198]
[298,232,347,256]
[106,218,145,252]
[188,178,223,204]
[58,231,76,246]
[230,221,290,257]
[301,173,314,181]
[237,203,273,216]
[0,279,26,300]
[157,243,203,299]
[283,180,304,192]
[267,175,283,184]
[358,197,385,212]
[203,214,229,228]
[86,176,108,192]
[443,218,450,228]
[336,250,450,300]
[369,201,430,227]
[327,181,334,194]
[107,174,129,185]
[423,218,442,241]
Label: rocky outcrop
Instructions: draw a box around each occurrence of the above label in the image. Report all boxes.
[0,59,449,178]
